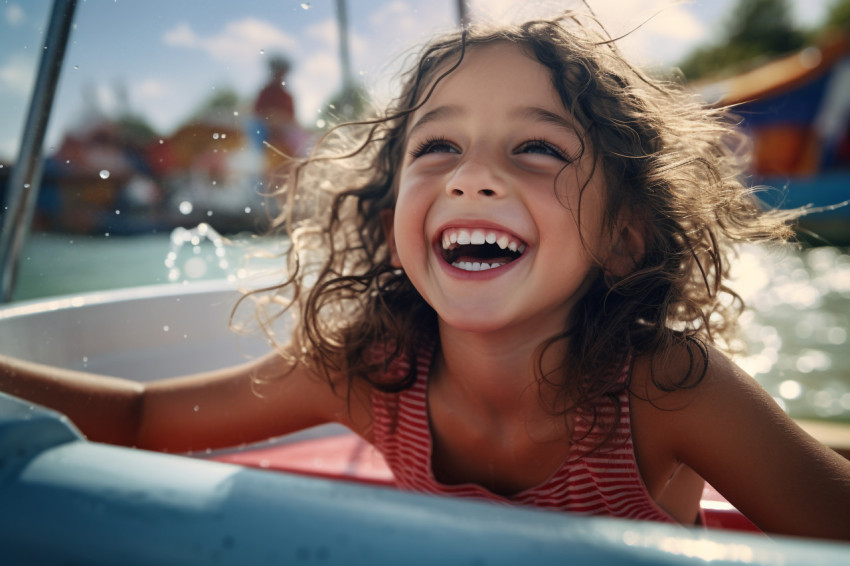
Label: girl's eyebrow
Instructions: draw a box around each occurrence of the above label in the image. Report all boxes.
[406,105,579,142]
[407,105,461,137]
[513,106,580,137]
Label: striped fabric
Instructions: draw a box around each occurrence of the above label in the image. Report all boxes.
[370,345,676,523]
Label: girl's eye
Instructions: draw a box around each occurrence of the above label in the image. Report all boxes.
[410,137,459,158]
[514,139,569,161]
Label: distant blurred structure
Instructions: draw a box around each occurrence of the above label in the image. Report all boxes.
[31,73,311,236]
[253,55,309,178]
[696,32,850,244]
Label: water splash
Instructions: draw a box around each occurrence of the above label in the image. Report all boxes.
[165,223,231,282]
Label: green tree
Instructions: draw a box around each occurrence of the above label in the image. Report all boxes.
[678,0,807,80]
[316,83,371,129]
[823,0,850,31]
[189,87,241,122]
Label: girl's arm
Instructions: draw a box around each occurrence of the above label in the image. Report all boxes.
[634,345,850,541]
[0,349,358,453]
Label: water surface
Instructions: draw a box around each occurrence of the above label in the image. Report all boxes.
[12,233,850,422]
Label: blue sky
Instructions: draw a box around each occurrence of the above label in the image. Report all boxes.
[0,0,834,163]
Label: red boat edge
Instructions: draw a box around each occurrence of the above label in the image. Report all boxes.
[210,428,762,534]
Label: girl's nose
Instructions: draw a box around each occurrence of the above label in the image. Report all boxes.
[445,159,504,198]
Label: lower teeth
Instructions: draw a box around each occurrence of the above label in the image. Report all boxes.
[453,261,494,271]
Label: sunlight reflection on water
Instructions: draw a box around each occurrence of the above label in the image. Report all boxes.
[14,234,850,422]
[729,245,850,422]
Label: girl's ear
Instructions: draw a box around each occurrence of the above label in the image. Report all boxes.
[380,209,402,268]
[606,219,645,278]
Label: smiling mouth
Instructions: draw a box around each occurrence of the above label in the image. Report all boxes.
[440,228,527,272]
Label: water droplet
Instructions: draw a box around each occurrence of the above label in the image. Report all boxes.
[23,183,30,189]
[207,210,213,217]
[244,206,251,214]
[158,139,164,144]
[114,209,121,215]
[259,49,265,55]
[193,405,200,412]
[280,80,286,87]
[221,133,227,139]
[99,169,110,179]
[233,111,239,117]
[73,65,79,70]
[178,201,193,215]
[316,119,326,128]
[300,2,310,9]
[212,132,220,140]
[163,325,170,332]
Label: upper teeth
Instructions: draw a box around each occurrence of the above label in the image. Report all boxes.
[441,228,526,253]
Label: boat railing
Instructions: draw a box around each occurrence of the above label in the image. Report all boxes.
[0,0,77,303]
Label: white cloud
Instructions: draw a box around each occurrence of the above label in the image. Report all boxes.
[0,53,35,96]
[468,0,570,25]
[163,18,298,66]
[163,22,199,47]
[305,18,338,47]
[298,51,341,120]
[368,1,456,52]
[135,78,170,100]
[5,4,24,27]
[589,0,708,65]
[464,0,706,66]
[355,1,457,107]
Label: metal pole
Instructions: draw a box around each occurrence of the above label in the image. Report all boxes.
[457,0,469,27]
[0,0,78,302]
[334,0,354,116]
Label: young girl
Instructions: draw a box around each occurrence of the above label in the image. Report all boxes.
[2,12,849,541]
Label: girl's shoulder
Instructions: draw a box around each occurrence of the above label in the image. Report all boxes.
[628,339,763,460]
[630,341,850,539]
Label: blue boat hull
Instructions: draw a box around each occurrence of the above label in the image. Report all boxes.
[2,393,849,566]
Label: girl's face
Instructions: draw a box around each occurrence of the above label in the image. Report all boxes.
[388,42,612,339]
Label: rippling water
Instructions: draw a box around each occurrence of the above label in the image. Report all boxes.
[729,245,850,422]
[12,233,850,422]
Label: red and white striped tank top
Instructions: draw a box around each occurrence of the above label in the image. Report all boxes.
[370,345,675,523]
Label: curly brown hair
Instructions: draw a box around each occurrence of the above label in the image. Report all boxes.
[248,12,797,422]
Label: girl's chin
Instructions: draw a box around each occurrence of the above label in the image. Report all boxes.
[435,309,518,335]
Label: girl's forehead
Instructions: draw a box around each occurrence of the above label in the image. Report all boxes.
[425,42,543,88]
[410,42,565,120]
